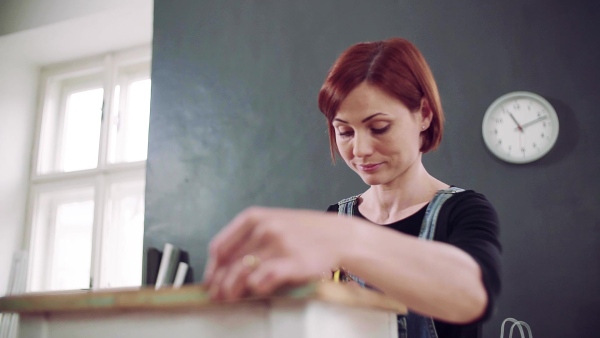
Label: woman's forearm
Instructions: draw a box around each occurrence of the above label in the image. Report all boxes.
[340,218,488,323]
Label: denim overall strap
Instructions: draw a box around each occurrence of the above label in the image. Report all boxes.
[419,187,465,240]
[407,186,465,338]
[337,195,360,217]
[337,195,368,287]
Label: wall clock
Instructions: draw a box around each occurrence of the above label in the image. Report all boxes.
[482,91,559,164]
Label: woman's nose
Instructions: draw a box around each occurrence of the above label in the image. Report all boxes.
[352,133,374,158]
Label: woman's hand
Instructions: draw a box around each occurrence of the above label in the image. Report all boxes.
[202,207,356,301]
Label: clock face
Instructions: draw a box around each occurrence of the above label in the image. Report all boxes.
[482,91,559,164]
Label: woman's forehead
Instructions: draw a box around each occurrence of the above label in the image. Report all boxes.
[334,83,409,121]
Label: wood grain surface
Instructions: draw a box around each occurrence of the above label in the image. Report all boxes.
[0,282,407,315]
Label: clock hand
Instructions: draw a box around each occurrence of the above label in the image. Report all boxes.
[509,113,523,132]
[518,115,548,130]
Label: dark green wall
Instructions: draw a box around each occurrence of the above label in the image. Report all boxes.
[146,1,600,336]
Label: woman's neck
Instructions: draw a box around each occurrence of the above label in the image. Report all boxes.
[358,162,448,224]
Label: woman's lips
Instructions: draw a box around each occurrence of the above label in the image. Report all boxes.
[357,163,382,172]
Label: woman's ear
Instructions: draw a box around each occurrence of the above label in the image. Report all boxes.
[419,98,433,129]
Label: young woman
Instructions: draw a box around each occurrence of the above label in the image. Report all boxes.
[203,38,502,338]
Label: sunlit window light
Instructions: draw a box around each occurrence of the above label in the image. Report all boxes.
[61,88,103,172]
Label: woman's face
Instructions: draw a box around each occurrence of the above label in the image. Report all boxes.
[332,82,429,186]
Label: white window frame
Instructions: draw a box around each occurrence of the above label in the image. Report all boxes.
[24,45,151,292]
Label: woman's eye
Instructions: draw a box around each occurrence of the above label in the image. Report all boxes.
[371,125,390,134]
[338,131,353,137]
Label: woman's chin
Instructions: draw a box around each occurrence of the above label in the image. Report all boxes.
[359,174,386,186]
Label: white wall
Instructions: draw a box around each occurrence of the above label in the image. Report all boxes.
[0,55,38,297]
[0,0,148,36]
[0,0,153,296]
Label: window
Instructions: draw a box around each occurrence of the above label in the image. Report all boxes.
[27,46,151,292]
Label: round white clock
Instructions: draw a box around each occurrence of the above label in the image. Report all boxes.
[482,91,559,164]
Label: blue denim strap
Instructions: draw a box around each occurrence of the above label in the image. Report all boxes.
[419,187,465,240]
[337,195,366,286]
[337,194,360,217]
[412,186,464,338]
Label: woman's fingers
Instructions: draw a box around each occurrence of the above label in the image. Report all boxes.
[219,247,277,300]
[204,207,284,286]
[247,258,314,297]
[208,244,273,300]
[210,255,315,301]
[218,259,252,300]
[207,207,269,268]
[207,263,228,299]
[204,207,349,300]
[202,256,216,285]
[203,208,259,285]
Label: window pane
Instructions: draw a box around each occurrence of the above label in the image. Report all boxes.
[51,200,95,290]
[100,180,145,288]
[108,79,150,164]
[29,187,95,292]
[62,88,103,171]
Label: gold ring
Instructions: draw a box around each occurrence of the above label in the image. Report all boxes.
[242,254,261,269]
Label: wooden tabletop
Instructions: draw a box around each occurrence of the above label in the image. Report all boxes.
[0,281,407,315]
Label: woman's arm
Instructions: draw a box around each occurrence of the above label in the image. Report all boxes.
[203,206,497,324]
[340,220,488,323]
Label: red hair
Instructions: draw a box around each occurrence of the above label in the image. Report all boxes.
[318,38,444,162]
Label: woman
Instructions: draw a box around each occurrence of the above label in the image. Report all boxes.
[203,38,501,338]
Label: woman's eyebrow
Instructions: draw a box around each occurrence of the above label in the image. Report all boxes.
[333,112,386,124]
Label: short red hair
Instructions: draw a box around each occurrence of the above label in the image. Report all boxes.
[318,38,444,162]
